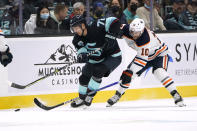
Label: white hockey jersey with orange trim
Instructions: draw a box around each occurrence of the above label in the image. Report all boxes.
[121,24,168,73]
[0,29,8,52]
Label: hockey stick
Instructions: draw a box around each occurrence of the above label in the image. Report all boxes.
[10,48,102,89]
[34,81,119,111]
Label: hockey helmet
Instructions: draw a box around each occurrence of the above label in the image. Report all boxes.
[70,15,86,33]
[105,17,121,37]
[129,18,145,34]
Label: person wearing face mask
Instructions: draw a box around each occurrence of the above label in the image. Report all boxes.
[123,0,139,24]
[105,0,127,24]
[136,0,166,31]
[90,2,105,23]
[179,0,197,30]
[24,2,50,34]
[164,0,188,30]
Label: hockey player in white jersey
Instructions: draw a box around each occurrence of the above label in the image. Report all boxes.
[107,18,185,107]
[0,29,13,67]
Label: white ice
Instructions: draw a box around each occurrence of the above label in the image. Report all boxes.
[0,97,197,131]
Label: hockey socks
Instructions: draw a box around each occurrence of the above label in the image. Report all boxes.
[154,68,185,106]
[71,77,102,108]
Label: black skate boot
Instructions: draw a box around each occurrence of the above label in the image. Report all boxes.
[106,91,123,107]
[71,94,86,108]
[170,90,186,107]
[84,89,97,107]
[84,96,94,106]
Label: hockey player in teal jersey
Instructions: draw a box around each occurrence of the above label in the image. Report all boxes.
[70,15,122,108]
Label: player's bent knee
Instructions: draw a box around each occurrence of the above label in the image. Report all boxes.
[93,64,109,78]
[79,74,90,86]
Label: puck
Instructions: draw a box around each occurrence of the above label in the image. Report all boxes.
[15,109,20,112]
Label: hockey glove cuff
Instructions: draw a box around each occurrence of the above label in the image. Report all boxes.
[77,53,89,63]
[120,69,133,88]
[0,46,13,67]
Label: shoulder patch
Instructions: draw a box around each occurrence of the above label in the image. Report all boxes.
[78,41,84,47]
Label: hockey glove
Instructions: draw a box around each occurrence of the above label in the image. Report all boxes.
[0,46,13,67]
[77,53,89,63]
[120,69,133,88]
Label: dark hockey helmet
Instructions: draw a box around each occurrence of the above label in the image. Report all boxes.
[105,17,121,37]
[70,15,86,33]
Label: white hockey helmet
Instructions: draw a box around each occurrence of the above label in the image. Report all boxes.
[129,18,145,33]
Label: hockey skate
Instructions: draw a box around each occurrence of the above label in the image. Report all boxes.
[81,96,94,109]
[71,98,85,108]
[171,90,186,107]
[71,95,94,108]
[106,91,122,107]
[84,96,93,106]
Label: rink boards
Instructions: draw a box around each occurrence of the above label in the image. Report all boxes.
[0,33,197,109]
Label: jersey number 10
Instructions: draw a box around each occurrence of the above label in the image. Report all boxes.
[141,48,149,56]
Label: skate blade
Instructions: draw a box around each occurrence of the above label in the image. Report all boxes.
[176,101,186,107]
[82,105,90,110]
[106,103,112,107]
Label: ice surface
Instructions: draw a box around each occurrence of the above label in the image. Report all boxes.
[0,97,197,131]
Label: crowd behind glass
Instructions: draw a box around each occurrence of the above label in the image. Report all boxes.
[0,0,196,35]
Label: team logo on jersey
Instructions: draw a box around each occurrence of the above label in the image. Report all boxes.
[78,41,84,47]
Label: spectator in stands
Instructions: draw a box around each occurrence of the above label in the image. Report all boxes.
[8,1,19,21]
[0,8,13,35]
[164,0,186,30]
[105,0,127,24]
[136,0,166,31]
[103,0,110,14]
[0,0,7,6]
[69,2,85,19]
[90,2,105,22]
[179,0,197,30]
[46,4,70,34]
[8,1,20,34]
[24,3,50,34]
[154,0,162,17]
[23,0,36,22]
[123,0,139,24]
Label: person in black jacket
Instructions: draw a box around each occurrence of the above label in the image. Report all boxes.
[34,3,50,34]
[179,0,197,30]
[164,0,185,30]
[45,4,70,34]
[105,0,128,24]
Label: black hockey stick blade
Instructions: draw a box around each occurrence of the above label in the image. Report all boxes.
[33,81,119,111]
[34,98,65,111]
[11,82,26,89]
